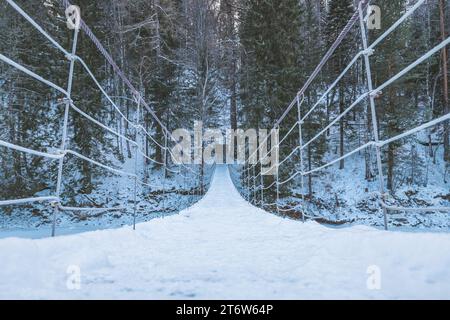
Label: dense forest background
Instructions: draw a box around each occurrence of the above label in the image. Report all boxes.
[0,0,449,231]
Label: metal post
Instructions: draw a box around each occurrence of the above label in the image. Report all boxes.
[247,165,251,201]
[260,162,264,207]
[252,165,256,204]
[245,164,249,201]
[275,126,280,215]
[187,168,190,204]
[132,96,141,230]
[190,167,194,203]
[276,172,280,215]
[162,132,168,213]
[196,167,200,200]
[53,27,79,237]
[241,165,245,198]
[358,3,389,230]
[183,166,187,205]
[194,167,197,200]
[243,164,246,199]
[297,94,306,222]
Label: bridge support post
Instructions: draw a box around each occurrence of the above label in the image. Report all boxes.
[275,126,280,215]
[276,172,280,215]
[188,167,192,204]
[249,165,252,203]
[246,165,249,201]
[248,167,251,201]
[192,169,195,203]
[244,164,249,201]
[183,166,187,204]
[53,26,80,237]
[132,96,141,230]
[252,165,256,204]
[296,94,306,222]
[260,162,264,207]
[358,3,389,230]
[195,167,199,200]
[241,165,245,199]
[162,132,168,214]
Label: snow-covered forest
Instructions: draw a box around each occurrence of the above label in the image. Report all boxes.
[236,0,450,230]
[0,0,449,235]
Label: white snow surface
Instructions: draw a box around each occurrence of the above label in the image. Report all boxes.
[0,165,450,299]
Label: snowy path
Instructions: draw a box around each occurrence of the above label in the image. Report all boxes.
[1,165,450,299]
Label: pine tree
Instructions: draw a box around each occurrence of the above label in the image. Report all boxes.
[0,0,67,199]
[218,0,239,131]
[239,0,303,197]
[325,0,354,170]
[149,0,180,165]
[438,0,449,162]
[68,0,111,194]
[371,0,413,192]
[298,0,328,197]
[240,0,303,128]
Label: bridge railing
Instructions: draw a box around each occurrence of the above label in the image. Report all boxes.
[241,0,450,230]
[0,0,205,236]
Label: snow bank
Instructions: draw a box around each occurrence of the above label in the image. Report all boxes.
[0,165,449,299]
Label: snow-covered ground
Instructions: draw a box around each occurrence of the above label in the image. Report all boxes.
[1,165,450,299]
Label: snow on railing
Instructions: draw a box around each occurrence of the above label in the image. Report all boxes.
[241,0,450,230]
[0,0,204,236]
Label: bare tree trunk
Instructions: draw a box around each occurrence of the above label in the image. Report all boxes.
[326,89,336,137]
[10,93,23,195]
[145,112,150,165]
[153,0,165,166]
[125,102,132,158]
[308,144,312,198]
[230,73,238,130]
[386,59,396,192]
[387,143,394,191]
[339,86,345,169]
[439,0,449,162]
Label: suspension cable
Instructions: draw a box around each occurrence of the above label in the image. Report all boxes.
[275,0,370,126]
[4,0,70,56]
[0,139,64,160]
[0,196,60,207]
[69,103,138,147]
[74,56,136,128]
[0,54,67,95]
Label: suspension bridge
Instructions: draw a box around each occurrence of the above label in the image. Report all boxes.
[0,0,450,298]
[0,0,210,237]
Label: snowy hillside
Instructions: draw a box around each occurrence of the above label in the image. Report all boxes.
[0,157,215,239]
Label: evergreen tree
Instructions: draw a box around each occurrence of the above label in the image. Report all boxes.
[371,0,415,192]
[325,0,354,170]
[68,0,110,194]
[240,0,303,129]
[239,0,304,194]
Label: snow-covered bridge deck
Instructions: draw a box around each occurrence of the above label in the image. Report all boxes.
[1,165,450,299]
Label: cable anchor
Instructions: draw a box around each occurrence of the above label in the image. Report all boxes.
[362,48,374,56]
[65,53,77,61]
[369,90,383,99]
